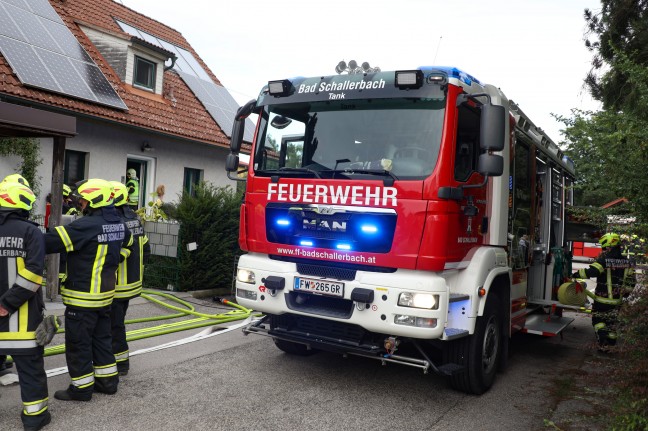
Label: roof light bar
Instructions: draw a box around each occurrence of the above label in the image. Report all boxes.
[268,79,293,96]
[395,70,423,89]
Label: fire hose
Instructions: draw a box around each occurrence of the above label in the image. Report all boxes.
[42,289,252,358]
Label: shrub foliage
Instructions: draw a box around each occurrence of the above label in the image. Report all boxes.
[174,182,242,291]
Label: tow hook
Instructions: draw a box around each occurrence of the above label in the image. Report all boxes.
[383,336,400,357]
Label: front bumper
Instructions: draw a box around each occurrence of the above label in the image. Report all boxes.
[235,252,449,339]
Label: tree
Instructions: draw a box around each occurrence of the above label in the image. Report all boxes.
[0,138,43,203]
[584,0,648,112]
[558,2,648,222]
[558,105,648,220]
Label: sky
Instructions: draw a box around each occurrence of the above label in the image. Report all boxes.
[119,0,601,146]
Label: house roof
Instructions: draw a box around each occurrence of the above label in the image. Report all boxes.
[0,0,229,147]
[601,198,628,209]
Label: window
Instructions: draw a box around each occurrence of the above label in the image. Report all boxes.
[454,103,481,182]
[254,98,445,180]
[183,167,203,197]
[134,56,156,90]
[510,144,532,269]
[64,150,87,186]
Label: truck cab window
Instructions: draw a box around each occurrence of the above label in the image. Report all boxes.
[454,103,481,182]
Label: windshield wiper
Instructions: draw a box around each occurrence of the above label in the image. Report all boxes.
[257,167,322,180]
[278,167,322,178]
[329,168,399,186]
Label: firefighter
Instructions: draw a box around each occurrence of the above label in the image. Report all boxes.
[0,181,51,430]
[125,168,139,210]
[109,181,149,375]
[61,184,79,216]
[44,178,131,401]
[572,233,636,350]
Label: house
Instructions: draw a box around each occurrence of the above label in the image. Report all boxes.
[0,0,252,213]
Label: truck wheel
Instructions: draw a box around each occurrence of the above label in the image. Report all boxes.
[445,294,501,394]
[273,339,319,356]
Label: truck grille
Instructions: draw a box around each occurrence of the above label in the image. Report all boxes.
[297,262,356,281]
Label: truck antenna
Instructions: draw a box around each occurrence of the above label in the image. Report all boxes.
[433,36,443,64]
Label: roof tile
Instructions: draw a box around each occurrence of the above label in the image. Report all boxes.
[0,0,230,147]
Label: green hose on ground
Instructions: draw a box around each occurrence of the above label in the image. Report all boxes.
[42,289,251,357]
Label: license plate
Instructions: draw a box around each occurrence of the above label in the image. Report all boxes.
[294,277,344,297]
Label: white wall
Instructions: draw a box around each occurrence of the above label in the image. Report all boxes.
[1,118,233,214]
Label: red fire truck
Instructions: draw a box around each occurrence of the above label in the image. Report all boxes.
[225,66,575,394]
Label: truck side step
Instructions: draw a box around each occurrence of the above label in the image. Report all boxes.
[444,328,469,340]
[437,363,464,376]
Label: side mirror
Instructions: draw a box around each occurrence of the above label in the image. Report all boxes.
[477,153,503,177]
[225,153,239,172]
[480,104,505,151]
[230,121,244,153]
[230,99,257,153]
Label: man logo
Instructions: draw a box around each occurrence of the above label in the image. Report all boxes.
[302,218,347,232]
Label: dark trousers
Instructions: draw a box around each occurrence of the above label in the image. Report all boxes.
[13,350,50,428]
[592,302,619,347]
[64,307,119,395]
[110,299,130,372]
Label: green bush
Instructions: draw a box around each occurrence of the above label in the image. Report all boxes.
[609,272,648,430]
[174,182,242,291]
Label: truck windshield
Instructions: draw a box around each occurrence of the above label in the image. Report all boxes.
[253,98,445,180]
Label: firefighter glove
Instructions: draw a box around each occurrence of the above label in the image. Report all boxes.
[35,315,61,346]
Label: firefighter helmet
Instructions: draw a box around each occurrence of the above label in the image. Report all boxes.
[2,173,30,187]
[110,181,128,207]
[599,233,620,248]
[75,178,114,208]
[62,184,72,197]
[0,181,36,211]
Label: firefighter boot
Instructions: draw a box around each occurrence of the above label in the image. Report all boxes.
[54,387,92,402]
[94,377,118,395]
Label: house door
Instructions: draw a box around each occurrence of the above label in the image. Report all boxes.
[126,156,155,208]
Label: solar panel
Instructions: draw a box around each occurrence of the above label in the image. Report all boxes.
[116,20,254,141]
[0,0,127,110]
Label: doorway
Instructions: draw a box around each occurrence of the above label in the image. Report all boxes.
[125,155,156,209]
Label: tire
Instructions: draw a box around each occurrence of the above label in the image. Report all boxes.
[444,294,502,394]
[273,338,319,356]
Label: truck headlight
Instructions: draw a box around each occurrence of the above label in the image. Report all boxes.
[398,292,439,310]
[237,269,256,284]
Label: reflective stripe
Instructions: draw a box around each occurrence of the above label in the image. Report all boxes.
[55,226,74,252]
[0,339,38,348]
[16,274,41,292]
[71,372,94,388]
[594,322,606,331]
[607,269,614,299]
[18,301,28,332]
[120,248,131,260]
[114,285,142,300]
[91,244,108,294]
[9,307,18,332]
[94,363,118,377]
[592,262,604,273]
[118,259,128,286]
[608,332,618,339]
[17,257,43,285]
[23,398,48,416]
[578,268,588,278]
[114,350,129,362]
